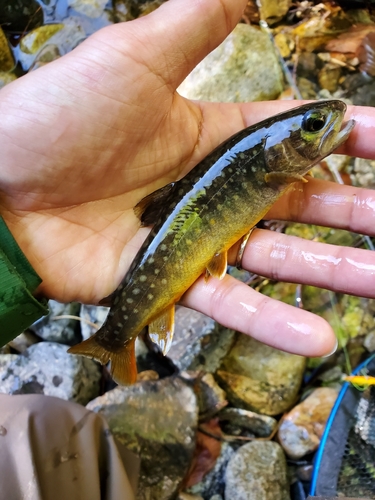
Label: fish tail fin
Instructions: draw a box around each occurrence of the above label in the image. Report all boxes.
[109,338,137,385]
[68,335,138,385]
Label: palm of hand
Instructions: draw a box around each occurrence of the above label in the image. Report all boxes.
[0,25,204,304]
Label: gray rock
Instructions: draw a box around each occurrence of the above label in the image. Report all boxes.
[224,441,290,500]
[80,304,109,340]
[216,335,306,415]
[0,342,101,405]
[167,307,236,373]
[87,376,198,500]
[350,157,375,189]
[178,24,283,103]
[277,387,338,460]
[180,372,227,419]
[187,442,235,500]
[68,0,108,17]
[29,300,81,344]
[0,354,19,373]
[219,408,277,438]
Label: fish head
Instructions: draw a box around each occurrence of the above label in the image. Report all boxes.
[264,100,355,177]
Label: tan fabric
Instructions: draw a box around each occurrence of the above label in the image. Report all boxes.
[0,394,137,500]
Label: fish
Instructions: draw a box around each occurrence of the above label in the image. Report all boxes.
[68,100,355,385]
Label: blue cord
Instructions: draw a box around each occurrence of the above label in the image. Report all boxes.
[310,353,375,495]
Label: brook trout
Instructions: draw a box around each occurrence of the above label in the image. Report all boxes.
[69,100,355,384]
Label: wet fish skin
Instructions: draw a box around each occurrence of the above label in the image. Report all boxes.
[68,100,355,384]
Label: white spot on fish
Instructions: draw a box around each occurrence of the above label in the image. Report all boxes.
[126,298,134,304]
[154,269,160,274]
[132,288,141,295]
[148,257,154,264]
[150,283,156,288]
[121,305,127,312]
[134,309,138,314]
[161,279,167,285]
[160,244,167,251]
[147,294,154,300]
[123,315,128,320]
[117,322,123,328]
[139,275,147,282]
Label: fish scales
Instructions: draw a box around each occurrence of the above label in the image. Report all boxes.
[68,100,355,385]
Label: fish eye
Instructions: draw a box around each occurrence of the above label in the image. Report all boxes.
[302,111,327,133]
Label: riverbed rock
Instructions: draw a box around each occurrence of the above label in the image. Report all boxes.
[0,342,101,405]
[181,372,228,419]
[68,0,109,18]
[187,442,235,499]
[0,27,14,72]
[0,71,16,89]
[224,441,290,500]
[178,23,283,103]
[87,376,198,500]
[277,387,338,459]
[167,307,236,373]
[216,335,305,415]
[29,300,81,344]
[80,304,109,340]
[218,407,277,438]
[257,0,291,25]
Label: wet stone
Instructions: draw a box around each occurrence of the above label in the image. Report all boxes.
[20,24,65,55]
[277,387,338,460]
[29,300,81,345]
[186,442,235,500]
[257,0,291,25]
[224,441,290,500]
[30,43,61,71]
[0,71,16,89]
[0,27,14,72]
[217,335,306,415]
[218,407,277,438]
[80,304,109,340]
[178,23,283,103]
[0,342,101,405]
[68,0,109,18]
[180,372,228,419]
[167,307,236,373]
[87,376,198,500]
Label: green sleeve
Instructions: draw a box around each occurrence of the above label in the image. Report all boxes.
[0,217,49,347]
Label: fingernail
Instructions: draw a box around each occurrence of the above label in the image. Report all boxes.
[322,338,338,358]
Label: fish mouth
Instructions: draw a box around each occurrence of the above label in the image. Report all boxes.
[319,117,356,157]
[333,118,356,148]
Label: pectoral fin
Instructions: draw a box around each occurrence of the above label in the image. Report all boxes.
[265,172,309,185]
[68,333,137,385]
[206,251,228,280]
[148,305,175,355]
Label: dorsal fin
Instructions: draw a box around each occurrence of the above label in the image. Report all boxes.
[134,182,175,227]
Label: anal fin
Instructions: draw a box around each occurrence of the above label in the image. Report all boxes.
[206,251,228,280]
[148,305,175,355]
[68,335,138,385]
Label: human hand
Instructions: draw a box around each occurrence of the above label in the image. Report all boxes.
[1,0,375,357]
